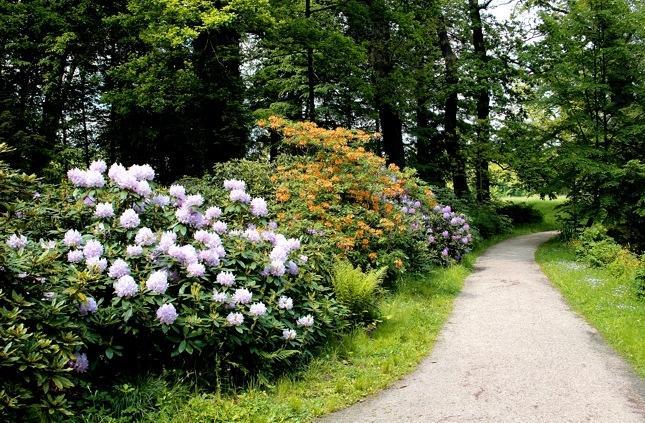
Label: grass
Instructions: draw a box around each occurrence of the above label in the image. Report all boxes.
[536,239,645,377]
[83,199,562,423]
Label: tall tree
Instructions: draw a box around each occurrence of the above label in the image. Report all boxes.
[437,12,470,196]
[468,0,491,202]
[514,0,645,246]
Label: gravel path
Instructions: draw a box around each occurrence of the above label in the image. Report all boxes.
[318,232,645,422]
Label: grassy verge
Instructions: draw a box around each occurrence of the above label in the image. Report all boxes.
[536,239,645,377]
[84,199,561,422]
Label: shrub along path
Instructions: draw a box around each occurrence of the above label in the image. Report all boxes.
[319,232,645,422]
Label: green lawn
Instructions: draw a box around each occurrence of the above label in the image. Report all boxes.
[536,239,645,377]
[83,199,564,423]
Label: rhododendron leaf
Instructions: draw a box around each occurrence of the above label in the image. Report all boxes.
[123,307,133,322]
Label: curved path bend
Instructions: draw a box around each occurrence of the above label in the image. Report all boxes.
[319,232,645,422]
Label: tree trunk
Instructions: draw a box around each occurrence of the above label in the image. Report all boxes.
[305,0,316,122]
[437,15,469,197]
[468,0,491,202]
[193,28,248,173]
[415,95,445,186]
[35,55,67,172]
[367,0,405,168]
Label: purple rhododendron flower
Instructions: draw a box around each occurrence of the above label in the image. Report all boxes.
[212,221,227,234]
[70,353,89,373]
[108,258,130,279]
[63,229,82,247]
[184,194,204,208]
[83,240,103,258]
[286,261,299,275]
[269,260,286,277]
[212,291,228,303]
[223,179,245,191]
[250,198,268,217]
[231,288,252,305]
[204,206,222,221]
[94,202,114,218]
[156,304,178,324]
[282,329,296,340]
[79,297,98,315]
[296,315,314,327]
[441,248,449,257]
[68,249,84,263]
[146,270,169,294]
[278,296,293,310]
[229,189,251,203]
[135,227,156,246]
[169,184,186,199]
[186,262,205,277]
[126,244,143,257]
[89,160,107,173]
[216,271,235,286]
[114,275,138,297]
[119,209,140,229]
[6,234,27,249]
[226,312,244,326]
[86,257,107,273]
[158,231,177,252]
[249,302,267,317]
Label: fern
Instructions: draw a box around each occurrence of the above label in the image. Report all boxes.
[332,261,386,324]
[257,349,300,363]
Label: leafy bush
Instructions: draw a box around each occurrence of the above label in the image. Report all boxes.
[575,225,621,266]
[635,260,645,299]
[332,261,386,324]
[573,225,644,299]
[497,202,544,225]
[467,204,513,239]
[1,160,346,420]
[259,117,475,273]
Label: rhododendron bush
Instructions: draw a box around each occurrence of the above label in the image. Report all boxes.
[260,117,474,272]
[1,160,344,419]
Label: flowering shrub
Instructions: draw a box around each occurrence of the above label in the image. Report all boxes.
[1,160,345,419]
[259,117,474,272]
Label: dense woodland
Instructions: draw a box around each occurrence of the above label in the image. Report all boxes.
[1,0,644,245]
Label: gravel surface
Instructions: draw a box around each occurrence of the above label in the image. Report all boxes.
[318,232,645,423]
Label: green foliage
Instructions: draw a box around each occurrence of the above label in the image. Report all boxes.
[497,202,544,225]
[0,239,83,420]
[574,225,643,298]
[635,261,645,299]
[209,159,275,199]
[511,0,645,248]
[0,143,38,213]
[331,261,386,325]
[575,225,617,266]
